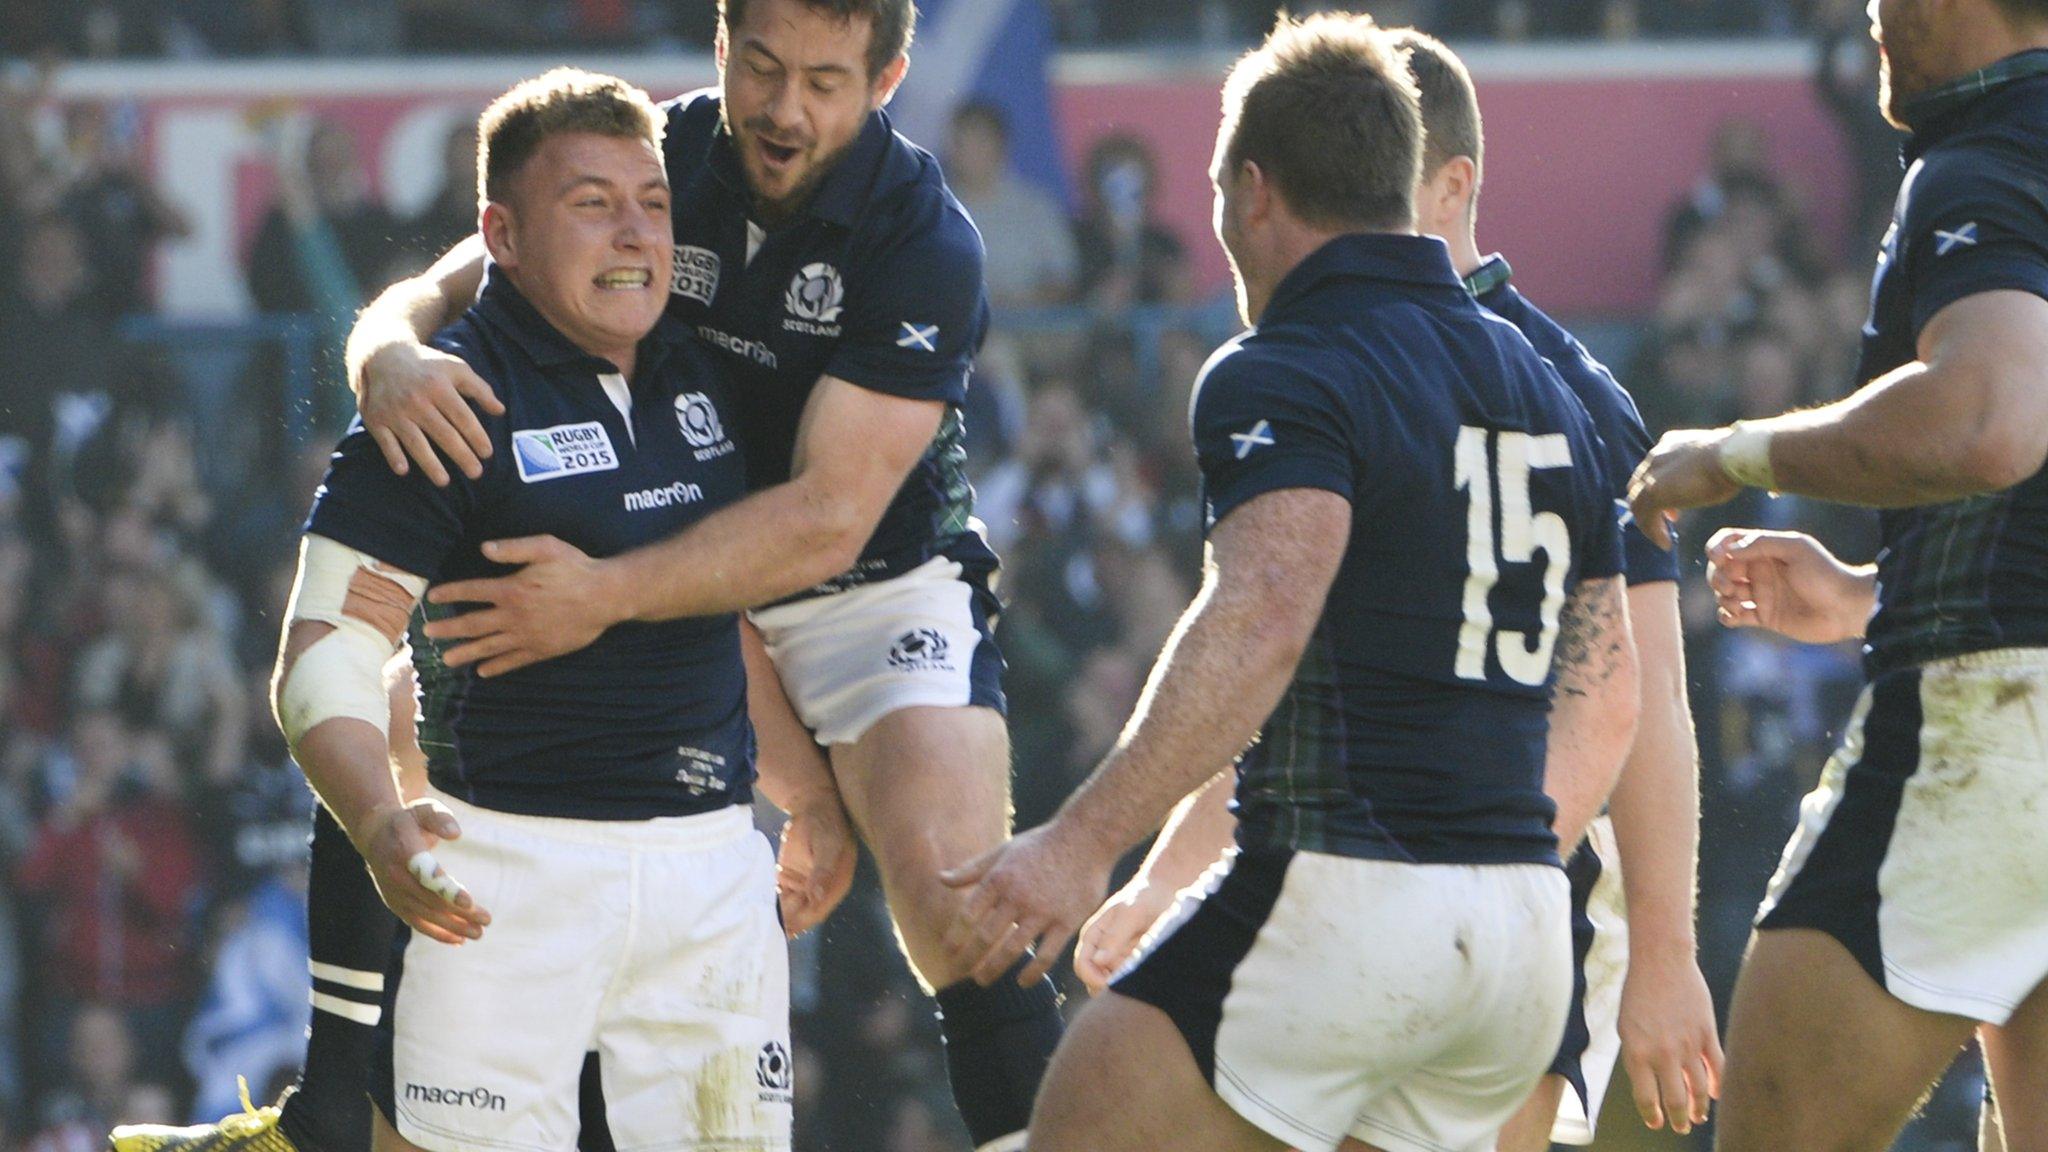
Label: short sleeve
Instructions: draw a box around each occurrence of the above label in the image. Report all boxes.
[1575,489,1627,585]
[1903,157,2048,333]
[303,418,480,582]
[1190,345,1358,530]
[824,197,986,406]
[1586,385,1677,586]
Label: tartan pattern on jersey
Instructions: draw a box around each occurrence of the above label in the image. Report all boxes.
[1869,491,2013,672]
[409,600,467,777]
[1235,632,1351,856]
[926,408,976,540]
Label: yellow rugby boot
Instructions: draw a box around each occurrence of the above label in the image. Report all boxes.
[109,1079,302,1152]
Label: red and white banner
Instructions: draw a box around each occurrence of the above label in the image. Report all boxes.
[41,42,1867,319]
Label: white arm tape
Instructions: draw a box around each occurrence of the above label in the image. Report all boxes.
[277,535,428,749]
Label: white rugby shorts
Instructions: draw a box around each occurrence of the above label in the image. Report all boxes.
[1757,647,2048,1023]
[748,556,1003,746]
[371,789,791,1152]
[1113,850,1573,1152]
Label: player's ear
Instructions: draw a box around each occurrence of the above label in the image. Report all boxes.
[1242,159,1275,227]
[871,53,909,108]
[481,200,518,268]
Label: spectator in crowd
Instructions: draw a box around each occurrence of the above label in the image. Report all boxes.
[1813,0,1901,247]
[0,214,116,540]
[244,118,401,319]
[399,117,480,264]
[946,101,1078,308]
[15,710,202,1080]
[71,564,247,786]
[54,101,190,319]
[1071,134,1190,308]
[180,862,308,1121]
[21,1004,178,1152]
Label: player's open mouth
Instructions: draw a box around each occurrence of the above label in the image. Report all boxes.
[594,269,652,290]
[757,139,801,169]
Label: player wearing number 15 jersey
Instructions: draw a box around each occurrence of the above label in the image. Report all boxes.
[942,16,1639,1152]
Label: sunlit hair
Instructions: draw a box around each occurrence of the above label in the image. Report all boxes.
[1220,12,1423,232]
[1390,29,1484,185]
[478,68,663,207]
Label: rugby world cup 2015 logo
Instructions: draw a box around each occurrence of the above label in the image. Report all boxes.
[672,245,720,305]
[783,263,845,335]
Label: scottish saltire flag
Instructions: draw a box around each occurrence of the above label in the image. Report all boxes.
[891,0,1072,208]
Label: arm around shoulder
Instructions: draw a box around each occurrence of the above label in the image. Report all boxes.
[344,234,504,486]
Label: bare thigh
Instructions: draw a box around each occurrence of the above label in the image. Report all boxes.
[1493,1074,1567,1152]
[371,1104,429,1152]
[1981,975,2048,1152]
[1030,991,1289,1152]
[831,704,1011,989]
[1715,928,1978,1152]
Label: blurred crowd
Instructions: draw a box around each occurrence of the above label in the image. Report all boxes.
[0,0,1884,58]
[0,19,1996,1152]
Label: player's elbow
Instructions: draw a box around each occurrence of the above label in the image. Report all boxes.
[1953,423,2048,493]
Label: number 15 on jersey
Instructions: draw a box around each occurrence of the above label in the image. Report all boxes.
[1454,426,1573,688]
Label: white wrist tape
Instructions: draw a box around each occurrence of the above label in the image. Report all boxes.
[1719,421,1779,491]
[277,536,427,750]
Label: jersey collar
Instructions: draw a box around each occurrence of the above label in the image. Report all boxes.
[1462,253,1514,299]
[1262,232,1466,320]
[1899,47,2048,153]
[473,264,685,377]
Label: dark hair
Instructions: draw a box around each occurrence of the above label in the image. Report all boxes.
[1220,13,1422,232]
[719,0,917,81]
[1390,30,1483,182]
[477,68,663,206]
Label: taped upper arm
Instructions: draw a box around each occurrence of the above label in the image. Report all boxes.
[286,535,430,645]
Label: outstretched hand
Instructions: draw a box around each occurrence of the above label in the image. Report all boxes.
[1627,429,1741,550]
[941,822,1115,988]
[423,536,622,676]
[1073,876,1177,994]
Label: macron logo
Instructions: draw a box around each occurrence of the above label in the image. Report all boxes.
[624,481,705,512]
[1230,420,1274,459]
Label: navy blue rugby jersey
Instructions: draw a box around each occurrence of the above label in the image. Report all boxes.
[1855,52,2048,675]
[1468,256,1677,586]
[658,91,995,596]
[306,269,754,821]
[1194,234,1623,867]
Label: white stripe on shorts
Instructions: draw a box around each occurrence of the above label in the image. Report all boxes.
[309,960,385,991]
[311,990,382,1025]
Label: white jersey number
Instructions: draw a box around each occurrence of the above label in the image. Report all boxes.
[1454,426,1573,686]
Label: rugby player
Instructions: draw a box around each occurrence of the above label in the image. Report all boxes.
[291,70,813,1152]
[328,3,1057,1149]
[1629,0,2048,1146]
[1070,31,1724,1150]
[943,16,1640,1152]
[118,69,851,1152]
